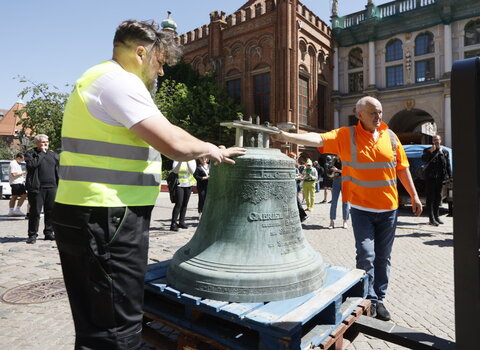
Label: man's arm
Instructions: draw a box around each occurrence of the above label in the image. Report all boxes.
[131,115,245,164]
[397,167,423,216]
[272,130,324,147]
[24,149,46,171]
[421,146,435,162]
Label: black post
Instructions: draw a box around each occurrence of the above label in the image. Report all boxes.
[451,57,480,349]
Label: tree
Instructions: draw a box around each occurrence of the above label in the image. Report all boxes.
[155,60,243,146]
[0,140,14,159]
[15,78,70,152]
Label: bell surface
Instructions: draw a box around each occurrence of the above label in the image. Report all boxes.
[167,148,327,302]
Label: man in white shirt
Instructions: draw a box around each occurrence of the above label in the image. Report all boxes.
[52,19,245,349]
[8,153,27,216]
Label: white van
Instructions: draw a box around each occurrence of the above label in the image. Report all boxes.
[0,160,26,199]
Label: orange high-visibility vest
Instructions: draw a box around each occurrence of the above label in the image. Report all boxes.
[319,122,409,210]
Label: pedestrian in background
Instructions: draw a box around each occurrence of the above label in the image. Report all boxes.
[313,160,324,194]
[302,159,318,211]
[194,157,210,218]
[24,134,58,244]
[288,152,308,222]
[422,134,452,226]
[52,19,245,349]
[297,157,305,203]
[170,159,196,231]
[274,96,422,322]
[7,152,27,217]
[321,155,334,203]
[328,155,350,229]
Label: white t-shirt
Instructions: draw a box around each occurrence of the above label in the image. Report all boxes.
[83,61,162,128]
[9,160,24,185]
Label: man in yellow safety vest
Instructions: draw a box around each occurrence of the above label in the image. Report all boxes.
[52,20,245,349]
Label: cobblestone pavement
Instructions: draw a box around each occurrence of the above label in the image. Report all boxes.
[0,192,455,349]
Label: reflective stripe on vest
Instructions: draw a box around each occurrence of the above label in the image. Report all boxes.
[342,126,397,188]
[60,166,160,186]
[62,137,161,162]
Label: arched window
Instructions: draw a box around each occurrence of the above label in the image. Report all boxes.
[386,39,403,62]
[348,48,363,68]
[415,32,434,56]
[317,74,327,130]
[253,72,270,123]
[298,66,310,126]
[385,39,403,87]
[465,19,480,47]
[415,32,435,83]
[225,69,242,105]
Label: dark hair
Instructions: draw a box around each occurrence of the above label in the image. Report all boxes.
[15,152,24,158]
[114,20,183,65]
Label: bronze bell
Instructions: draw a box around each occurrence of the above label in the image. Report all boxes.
[166,119,327,302]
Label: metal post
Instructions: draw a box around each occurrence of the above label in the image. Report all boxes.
[235,128,244,147]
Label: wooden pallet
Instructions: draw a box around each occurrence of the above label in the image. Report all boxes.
[142,260,368,350]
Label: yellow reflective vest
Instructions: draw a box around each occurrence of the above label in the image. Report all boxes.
[55,61,162,207]
[177,162,196,186]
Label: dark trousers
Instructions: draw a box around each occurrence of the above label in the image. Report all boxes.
[28,187,56,237]
[53,203,152,350]
[197,185,207,213]
[425,178,443,222]
[171,186,192,225]
[297,196,307,221]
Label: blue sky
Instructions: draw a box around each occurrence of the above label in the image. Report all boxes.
[0,0,390,109]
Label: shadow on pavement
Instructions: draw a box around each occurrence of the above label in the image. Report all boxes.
[0,237,27,243]
[396,231,453,247]
[302,224,328,230]
[424,239,453,247]
[396,221,419,226]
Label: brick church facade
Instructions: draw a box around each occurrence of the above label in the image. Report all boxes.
[178,0,333,156]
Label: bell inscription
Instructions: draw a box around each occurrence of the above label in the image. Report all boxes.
[167,147,328,302]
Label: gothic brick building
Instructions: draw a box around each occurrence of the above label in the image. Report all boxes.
[178,0,333,156]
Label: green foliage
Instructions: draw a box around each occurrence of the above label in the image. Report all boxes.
[15,77,70,152]
[0,140,14,159]
[161,169,170,180]
[155,60,243,148]
[162,60,201,87]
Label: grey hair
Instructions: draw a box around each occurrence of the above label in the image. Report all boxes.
[34,134,48,142]
[114,19,183,66]
[355,96,380,116]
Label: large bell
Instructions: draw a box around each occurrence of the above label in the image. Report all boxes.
[167,122,327,302]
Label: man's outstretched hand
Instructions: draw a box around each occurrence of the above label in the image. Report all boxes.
[208,144,246,165]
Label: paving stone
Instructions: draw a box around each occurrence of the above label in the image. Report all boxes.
[0,192,455,349]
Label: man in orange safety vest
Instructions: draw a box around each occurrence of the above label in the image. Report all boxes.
[274,96,422,321]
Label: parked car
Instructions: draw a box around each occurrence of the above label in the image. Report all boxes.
[398,145,453,213]
[0,160,26,199]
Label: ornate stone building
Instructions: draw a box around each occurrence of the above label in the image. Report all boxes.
[331,0,480,147]
[178,0,333,156]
